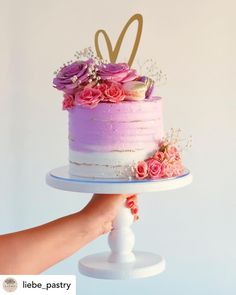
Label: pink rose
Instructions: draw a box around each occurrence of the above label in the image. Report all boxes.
[172,161,184,176]
[154,151,165,162]
[166,145,178,155]
[163,161,184,178]
[164,151,175,162]
[95,83,109,101]
[135,161,148,180]
[175,152,181,161]
[62,94,74,110]
[103,82,125,103]
[96,82,108,93]
[98,63,138,83]
[164,145,180,162]
[147,158,165,179]
[75,87,102,108]
[163,163,175,178]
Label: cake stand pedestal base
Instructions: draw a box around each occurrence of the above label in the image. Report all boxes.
[46,166,192,280]
[79,251,165,280]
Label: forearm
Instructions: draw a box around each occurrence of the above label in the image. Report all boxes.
[0,211,100,274]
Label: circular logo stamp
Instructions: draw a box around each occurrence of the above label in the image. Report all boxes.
[2,277,18,293]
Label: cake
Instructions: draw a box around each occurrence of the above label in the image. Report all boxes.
[69,98,163,179]
[53,50,185,180]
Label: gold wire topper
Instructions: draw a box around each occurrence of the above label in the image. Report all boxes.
[95,13,143,67]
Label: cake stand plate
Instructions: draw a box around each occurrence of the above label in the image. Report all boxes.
[46,166,192,280]
[46,166,192,194]
[79,251,165,280]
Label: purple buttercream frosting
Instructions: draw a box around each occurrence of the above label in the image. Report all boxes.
[69,98,163,152]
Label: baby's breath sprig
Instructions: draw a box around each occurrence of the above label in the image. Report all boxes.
[87,62,101,84]
[74,47,94,60]
[136,59,167,86]
[73,47,106,84]
[74,46,107,65]
[162,128,192,153]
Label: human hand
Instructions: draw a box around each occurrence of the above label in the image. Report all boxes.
[81,194,138,235]
[0,194,137,274]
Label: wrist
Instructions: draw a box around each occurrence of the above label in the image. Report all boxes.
[80,194,128,237]
[78,209,105,238]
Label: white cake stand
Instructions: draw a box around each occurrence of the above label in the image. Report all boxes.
[46,166,192,280]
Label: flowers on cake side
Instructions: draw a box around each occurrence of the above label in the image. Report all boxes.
[133,129,192,180]
[53,48,155,110]
[135,144,184,180]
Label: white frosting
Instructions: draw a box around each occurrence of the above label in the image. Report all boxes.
[69,148,156,179]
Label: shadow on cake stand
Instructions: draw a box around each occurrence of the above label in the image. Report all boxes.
[46,166,192,280]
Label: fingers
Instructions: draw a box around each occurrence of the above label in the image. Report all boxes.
[126,194,139,221]
[131,205,139,221]
[126,196,137,209]
[127,194,138,203]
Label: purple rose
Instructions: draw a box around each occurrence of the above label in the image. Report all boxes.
[53,59,94,94]
[139,76,155,99]
[98,63,138,83]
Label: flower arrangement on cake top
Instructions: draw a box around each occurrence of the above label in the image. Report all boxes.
[53,48,155,110]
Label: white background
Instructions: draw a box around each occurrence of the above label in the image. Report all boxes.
[1,0,236,294]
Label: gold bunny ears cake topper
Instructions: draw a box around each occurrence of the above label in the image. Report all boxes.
[95,13,143,67]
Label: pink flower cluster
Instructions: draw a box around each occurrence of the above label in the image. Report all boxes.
[53,59,155,110]
[73,82,126,108]
[135,144,184,180]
